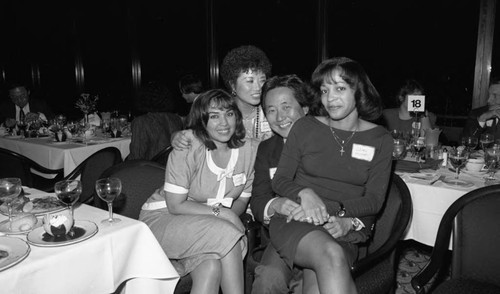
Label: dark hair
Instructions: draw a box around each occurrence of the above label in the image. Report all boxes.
[261,74,314,111]
[310,57,382,121]
[396,79,425,106]
[220,45,272,91]
[179,73,204,94]
[187,89,245,150]
[136,81,176,113]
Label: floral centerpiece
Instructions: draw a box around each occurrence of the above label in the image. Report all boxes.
[24,112,49,137]
[75,93,99,123]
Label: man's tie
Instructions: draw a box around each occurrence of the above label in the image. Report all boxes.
[19,108,25,122]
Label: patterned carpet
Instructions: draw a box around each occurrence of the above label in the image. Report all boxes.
[395,240,450,294]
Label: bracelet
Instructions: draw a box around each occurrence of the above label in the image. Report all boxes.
[336,201,346,217]
[211,204,221,217]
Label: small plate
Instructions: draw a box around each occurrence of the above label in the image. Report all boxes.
[441,178,474,188]
[0,237,30,272]
[408,172,438,181]
[0,196,66,217]
[0,218,42,235]
[26,220,98,247]
[5,135,22,139]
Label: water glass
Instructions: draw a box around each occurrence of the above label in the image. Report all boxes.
[0,178,22,221]
[95,178,122,224]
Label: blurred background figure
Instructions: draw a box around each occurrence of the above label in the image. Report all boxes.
[462,76,500,141]
[381,79,437,139]
[0,81,54,127]
[179,73,204,105]
[128,80,184,161]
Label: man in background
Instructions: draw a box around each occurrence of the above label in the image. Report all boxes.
[179,73,204,105]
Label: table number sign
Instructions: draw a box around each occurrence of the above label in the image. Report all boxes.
[407,95,426,112]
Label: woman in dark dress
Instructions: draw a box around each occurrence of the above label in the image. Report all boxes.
[270,57,393,294]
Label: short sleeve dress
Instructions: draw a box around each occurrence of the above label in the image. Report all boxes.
[270,116,393,269]
[139,136,259,276]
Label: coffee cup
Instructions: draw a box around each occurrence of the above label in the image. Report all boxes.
[466,158,485,172]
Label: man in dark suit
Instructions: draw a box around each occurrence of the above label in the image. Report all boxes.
[0,82,53,126]
[250,75,312,294]
[462,77,500,140]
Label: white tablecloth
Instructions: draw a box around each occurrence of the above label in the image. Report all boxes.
[0,188,179,294]
[0,136,130,176]
[401,165,493,247]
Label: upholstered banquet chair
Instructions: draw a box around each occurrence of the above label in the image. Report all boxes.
[245,173,413,294]
[151,146,173,167]
[61,146,122,204]
[0,147,64,191]
[411,184,500,294]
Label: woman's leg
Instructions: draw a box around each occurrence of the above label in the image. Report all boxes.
[294,230,357,294]
[190,259,222,294]
[302,268,320,294]
[220,240,244,294]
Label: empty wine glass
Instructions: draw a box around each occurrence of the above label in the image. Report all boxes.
[95,178,122,224]
[480,133,494,150]
[448,148,469,180]
[392,139,407,160]
[461,136,478,152]
[0,178,22,222]
[54,180,82,219]
[484,147,500,185]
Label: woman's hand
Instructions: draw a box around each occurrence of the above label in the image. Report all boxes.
[218,208,245,232]
[171,130,193,150]
[323,216,352,239]
[288,188,329,225]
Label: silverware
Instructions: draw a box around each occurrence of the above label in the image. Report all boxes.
[430,175,445,185]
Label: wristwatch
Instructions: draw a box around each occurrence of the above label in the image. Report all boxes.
[351,217,363,231]
[336,201,346,217]
[211,203,221,217]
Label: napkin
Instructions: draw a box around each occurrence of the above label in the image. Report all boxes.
[395,158,443,173]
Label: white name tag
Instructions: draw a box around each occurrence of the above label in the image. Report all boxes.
[232,173,247,186]
[407,95,425,112]
[269,167,277,179]
[352,144,375,162]
[260,121,271,133]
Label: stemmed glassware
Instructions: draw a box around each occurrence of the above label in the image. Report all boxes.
[480,133,494,150]
[411,138,426,162]
[54,180,82,218]
[461,136,478,152]
[392,139,407,160]
[95,178,122,224]
[484,147,500,185]
[448,147,470,182]
[0,178,22,222]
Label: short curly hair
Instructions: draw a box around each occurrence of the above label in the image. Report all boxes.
[220,45,272,91]
[136,81,176,113]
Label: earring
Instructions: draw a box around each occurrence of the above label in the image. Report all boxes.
[231,90,237,97]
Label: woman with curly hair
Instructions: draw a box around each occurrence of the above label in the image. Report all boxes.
[172,45,273,150]
[140,89,259,294]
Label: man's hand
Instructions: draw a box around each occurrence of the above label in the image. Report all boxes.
[171,130,193,150]
[287,188,328,225]
[478,105,500,122]
[323,216,352,239]
[269,197,300,217]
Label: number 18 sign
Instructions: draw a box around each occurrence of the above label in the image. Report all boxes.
[407,95,425,112]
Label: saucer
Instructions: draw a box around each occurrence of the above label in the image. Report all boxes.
[26,220,98,247]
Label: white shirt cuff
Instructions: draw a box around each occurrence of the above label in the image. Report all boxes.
[263,197,279,224]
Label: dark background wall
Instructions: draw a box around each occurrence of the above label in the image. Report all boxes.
[0,0,497,125]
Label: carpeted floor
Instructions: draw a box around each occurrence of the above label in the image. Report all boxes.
[395,241,450,294]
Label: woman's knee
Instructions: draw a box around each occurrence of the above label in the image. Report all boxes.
[192,259,222,281]
[320,241,349,267]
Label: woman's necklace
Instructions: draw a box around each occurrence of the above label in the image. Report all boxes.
[329,120,358,156]
[242,107,259,138]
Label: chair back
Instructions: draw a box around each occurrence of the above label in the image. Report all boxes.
[452,186,500,286]
[151,146,172,167]
[65,147,122,203]
[96,160,165,219]
[0,147,63,190]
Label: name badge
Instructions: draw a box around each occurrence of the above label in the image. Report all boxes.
[269,167,277,179]
[232,173,247,186]
[260,121,271,133]
[352,144,375,162]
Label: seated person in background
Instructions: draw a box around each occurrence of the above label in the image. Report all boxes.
[462,77,500,140]
[270,57,393,294]
[382,79,436,137]
[0,82,54,127]
[179,73,204,105]
[250,74,313,294]
[128,81,183,161]
[139,89,259,294]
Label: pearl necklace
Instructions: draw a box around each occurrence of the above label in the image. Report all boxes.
[329,120,358,156]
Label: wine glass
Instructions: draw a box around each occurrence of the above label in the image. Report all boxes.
[480,133,494,150]
[95,178,122,224]
[54,180,82,219]
[411,138,426,162]
[461,136,478,152]
[17,120,28,138]
[0,178,22,221]
[392,139,407,160]
[484,147,500,185]
[448,148,469,180]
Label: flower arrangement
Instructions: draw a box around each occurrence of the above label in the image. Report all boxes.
[75,93,99,114]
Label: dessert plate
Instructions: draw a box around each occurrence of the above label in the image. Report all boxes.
[0,237,30,272]
[26,220,98,247]
[0,218,42,235]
